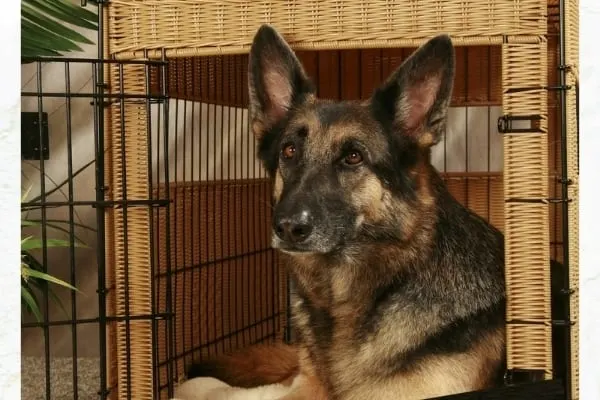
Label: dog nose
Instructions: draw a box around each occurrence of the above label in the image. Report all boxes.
[274,214,313,243]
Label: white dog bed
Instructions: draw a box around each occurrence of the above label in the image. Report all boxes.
[171,376,297,400]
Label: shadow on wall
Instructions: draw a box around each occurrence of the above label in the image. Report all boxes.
[20,23,509,359]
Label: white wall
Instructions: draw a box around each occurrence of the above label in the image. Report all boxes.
[578,0,600,398]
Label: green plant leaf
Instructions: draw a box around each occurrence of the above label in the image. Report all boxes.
[26,0,97,30]
[53,0,98,23]
[22,277,75,321]
[22,43,62,58]
[21,237,89,251]
[21,219,91,246]
[22,19,82,53]
[21,249,44,273]
[21,185,34,203]
[21,0,97,58]
[25,268,80,292]
[22,286,43,323]
[21,263,31,282]
[21,220,38,227]
[21,235,34,248]
[21,22,82,54]
[22,4,94,47]
[47,287,70,319]
[22,36,75,56]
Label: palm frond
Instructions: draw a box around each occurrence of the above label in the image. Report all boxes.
[21,0,98,59]
[22,286,43,322]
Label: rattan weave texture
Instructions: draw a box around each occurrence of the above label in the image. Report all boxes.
[104,60,155,399]
[104,0,548,59]
[502,39,552,377]
[564,0,579,397]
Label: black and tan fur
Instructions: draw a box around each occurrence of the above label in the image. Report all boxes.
[188,25,508,400]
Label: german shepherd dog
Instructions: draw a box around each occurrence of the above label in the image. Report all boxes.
[187,25,510,400]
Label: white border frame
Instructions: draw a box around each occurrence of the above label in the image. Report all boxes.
[0,1,597,399]
[578,0,600,398]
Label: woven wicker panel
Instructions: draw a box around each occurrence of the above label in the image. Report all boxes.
[152,180,288,399]
[564,0,579,397]
[103,60,155,400]
[104,0,547,59]
[442,173,504,232]
[103,8,156,393]
[160,46,503,108]
[102,19,119,398]
[502,40,552,377]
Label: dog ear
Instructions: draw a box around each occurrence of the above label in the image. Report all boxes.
[248,25,315,138]
[372,35,455,148]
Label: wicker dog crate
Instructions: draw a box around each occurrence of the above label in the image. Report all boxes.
[99,0,579,399]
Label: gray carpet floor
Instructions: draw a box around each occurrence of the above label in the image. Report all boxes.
[21,356,100,400]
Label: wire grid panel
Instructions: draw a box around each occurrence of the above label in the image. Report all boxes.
[502,39,552,377]
[104,0,548,59]
[551,82,569,260]
[546,11,564,266]
[148,54,288,399]
[151,181,287,399]
[564,0,579,397]
[20,57,129,400]
[103,59,169,399]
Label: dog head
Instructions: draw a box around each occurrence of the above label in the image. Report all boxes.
[249,25,455,255]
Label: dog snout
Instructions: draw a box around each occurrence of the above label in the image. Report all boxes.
[274,211,313,244]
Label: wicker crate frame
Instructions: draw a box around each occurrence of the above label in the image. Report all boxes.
[99,0,579,398]
[103,0,548,59]
[502,38,552,377]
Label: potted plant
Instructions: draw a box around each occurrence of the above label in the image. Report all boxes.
[20,185,99,322]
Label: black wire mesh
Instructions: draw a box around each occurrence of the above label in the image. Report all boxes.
[21,57,169,399]
[149,55,287,399]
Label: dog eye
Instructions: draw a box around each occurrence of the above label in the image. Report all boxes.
[281,144,296,159]
[343,151,363,166]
